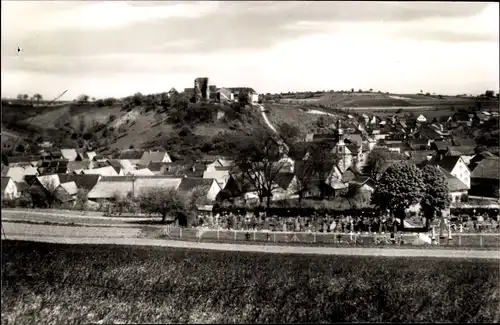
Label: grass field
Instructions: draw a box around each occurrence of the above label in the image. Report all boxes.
[2,240,499,324]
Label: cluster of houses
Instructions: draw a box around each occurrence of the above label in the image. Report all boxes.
[1,108,499,209]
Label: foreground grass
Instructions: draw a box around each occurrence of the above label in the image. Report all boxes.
[2,240,499,324]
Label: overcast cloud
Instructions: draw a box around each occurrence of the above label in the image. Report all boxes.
[1,1,498,99]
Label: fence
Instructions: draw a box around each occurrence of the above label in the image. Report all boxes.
[161,227,500,247]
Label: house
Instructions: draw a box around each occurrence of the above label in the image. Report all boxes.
[67,160,93,173]
[351,176,376,193]
[87,176,184,200]
[216,88,233,102]
[380,140,412,154]
[468,151,498,171]
[117,150,144,165]
[37,160,69,175]
[60,149,78,161]
[160,162,206,178]
[436,166,469,204]
[431,140,451,155]
[56,174,101,191]
[55,181,78,203]
[434,156,471,189]
[219,173,260,201]
[167,87,179,98]
[227,87,259,103]
[81,166,119,177]
[416,114,427,123]
[469,157,500,200]
[14,180,30,196]
[4,166,27,182]
[184,88,195,99]
[49,150,62,160]
[177,177,221,202]
[408,139,431,151]
[409,150,435,165]
[138,151,172,167]
[203,165,231,189]
[127,168,155,176]
[7,155,40,167]
[1,176,18,199]
[30,175,61,201]
[272,172,298,200]
[76,150,97,161]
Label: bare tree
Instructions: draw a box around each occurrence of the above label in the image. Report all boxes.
[233,127,289,208]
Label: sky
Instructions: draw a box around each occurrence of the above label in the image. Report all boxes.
[1,1,499,100]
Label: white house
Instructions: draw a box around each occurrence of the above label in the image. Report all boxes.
[138,151,172,167]
[435,156,471,189]
[437,166,469,204]
[417,114,427,123]
[1,176,19,199]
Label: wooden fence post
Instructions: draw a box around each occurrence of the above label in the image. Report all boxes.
[480,234,483,247]
[234,230,237,241]
[373,232,377,244]
[217,230,219,240]
[253,230,256,241]
[274,233,276,243]
[179,227,182,239]
[458,234,461,246]
[313,232,316,243]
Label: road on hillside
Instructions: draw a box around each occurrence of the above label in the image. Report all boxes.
[2,222,499,259]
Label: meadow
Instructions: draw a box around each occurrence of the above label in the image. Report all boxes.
[2,240,499,324]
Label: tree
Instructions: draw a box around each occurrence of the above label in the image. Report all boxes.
[77,94,89,103]
[137,186,206,225]
[278,122,300,146]
[371,163,425,229]
[232,126,289,208]
[22,94,29,100]
[238,90,250,107]
[366,147,406,181]
[16,94,23,100]
[138,187,188,224]
[291,157,316,204]
[32,93,43,102]
[344,185,371,209]
[420,165,450,230]
[15,144,25,153]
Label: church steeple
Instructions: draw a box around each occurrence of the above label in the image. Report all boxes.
[336,119,343,142]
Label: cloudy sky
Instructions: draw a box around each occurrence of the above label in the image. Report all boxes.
[1,1,498,100]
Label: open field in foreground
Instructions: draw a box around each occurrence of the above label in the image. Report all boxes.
[2,240,499,324]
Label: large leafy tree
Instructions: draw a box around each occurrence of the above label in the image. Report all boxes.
[371,163,425,229]
[367,147,405,181]
[233,126,289,208]
[420,165,451,230]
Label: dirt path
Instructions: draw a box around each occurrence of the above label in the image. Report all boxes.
[5,234,499,259]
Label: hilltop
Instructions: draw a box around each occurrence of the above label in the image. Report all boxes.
[2,90,498,159]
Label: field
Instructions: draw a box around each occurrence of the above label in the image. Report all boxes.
[264,103,335,134]
[2,240,499,324]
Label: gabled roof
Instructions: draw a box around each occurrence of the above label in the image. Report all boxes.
[177,177,215,193]
[433,140,450,151]
[67,160,92,172]
[5,166,25,182]
[87,176,184,199]
[35,174,60,191]
[7,155,41,164]
[82,166,118,176]
[56,174,101,191]
[60,149,78,161]
[470,157,500,180]
[436,166,469,192]
[273,172,295,190]
[128,168,154,176]
[435,156,461,173]
[59,181,78,195]
[227,87,257,94]
[1,176,12,194]
[146,162,169,172]
[139,151,170,166]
